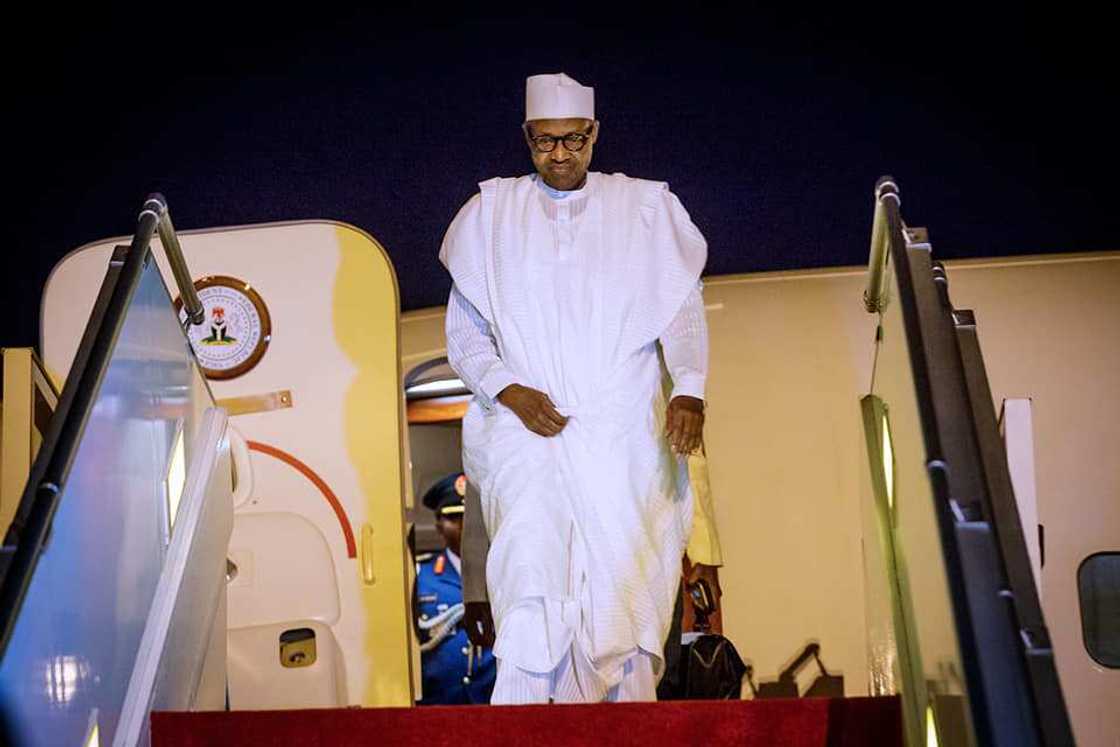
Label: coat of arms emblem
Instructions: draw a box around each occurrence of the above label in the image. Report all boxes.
[176,275,271,380]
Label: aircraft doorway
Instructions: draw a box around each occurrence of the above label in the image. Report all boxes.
[404,357,470,556]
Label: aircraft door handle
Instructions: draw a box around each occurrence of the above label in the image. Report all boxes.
[360,522,376,585]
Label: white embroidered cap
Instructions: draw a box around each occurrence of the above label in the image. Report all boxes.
[525,73,595,121]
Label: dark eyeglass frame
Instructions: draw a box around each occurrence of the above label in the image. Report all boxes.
[523,124,595,153]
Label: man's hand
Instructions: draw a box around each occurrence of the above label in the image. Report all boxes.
[687,563,723,613]
[497,383,569,437]
[463,601,496,648]
[665,395,704,454]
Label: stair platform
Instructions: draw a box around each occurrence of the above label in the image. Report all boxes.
[152,696,902,746]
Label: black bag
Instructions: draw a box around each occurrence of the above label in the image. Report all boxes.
[679,633,748,699]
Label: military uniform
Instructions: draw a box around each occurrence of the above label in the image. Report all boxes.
[415,473,497,705]
[416,548,496,704]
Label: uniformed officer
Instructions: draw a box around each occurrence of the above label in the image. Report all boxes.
[415,472,497,705]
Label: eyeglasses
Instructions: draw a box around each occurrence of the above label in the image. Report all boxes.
[524,125,594,153]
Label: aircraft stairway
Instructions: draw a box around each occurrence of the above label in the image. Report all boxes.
[0,180,1080,746]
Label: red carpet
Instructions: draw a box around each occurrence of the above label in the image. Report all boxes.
[152,696,902,746]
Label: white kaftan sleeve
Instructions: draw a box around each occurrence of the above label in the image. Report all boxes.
[446,283,517,410]
[659,283,708,400]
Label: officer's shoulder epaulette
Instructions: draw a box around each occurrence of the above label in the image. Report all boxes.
[415,552,435,564]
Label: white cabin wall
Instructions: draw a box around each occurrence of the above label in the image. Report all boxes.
[701,269,876,693]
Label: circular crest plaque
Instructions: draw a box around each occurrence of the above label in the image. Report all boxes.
[176,275,272,380]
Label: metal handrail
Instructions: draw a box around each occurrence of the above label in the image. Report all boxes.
[0,193,204,655]
[864,176,900,313]
[140,193,205,326]
[2,200,158,653]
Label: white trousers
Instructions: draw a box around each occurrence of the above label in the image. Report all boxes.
[490,645,658,704]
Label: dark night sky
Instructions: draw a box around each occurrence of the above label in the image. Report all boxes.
[4,6,1115,349]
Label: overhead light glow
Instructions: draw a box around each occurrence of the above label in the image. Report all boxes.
[406,378,467,397]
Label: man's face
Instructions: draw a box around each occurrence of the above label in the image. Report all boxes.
[524,118,599,191]
[436,514,463,556]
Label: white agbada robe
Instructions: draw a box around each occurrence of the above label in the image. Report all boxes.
[440,171,707,702]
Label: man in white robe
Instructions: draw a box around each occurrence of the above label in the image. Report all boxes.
[440,72,710,704]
